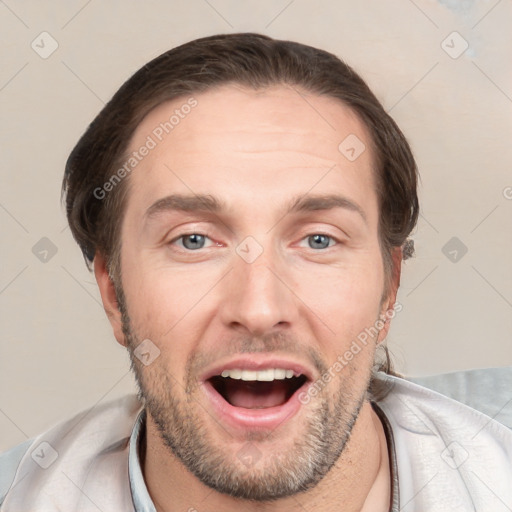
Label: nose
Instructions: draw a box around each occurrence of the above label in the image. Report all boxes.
[219,242,297,336]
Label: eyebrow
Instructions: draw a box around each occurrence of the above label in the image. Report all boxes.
[288,194,367,224]
[144,193,367,224]
[145,194,223,219]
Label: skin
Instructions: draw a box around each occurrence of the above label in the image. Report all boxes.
[95,84,401,511]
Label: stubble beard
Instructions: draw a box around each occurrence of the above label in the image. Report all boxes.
[118,291,370,502]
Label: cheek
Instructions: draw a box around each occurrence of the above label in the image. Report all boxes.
[293,256,385,339]
[120,261,220,358]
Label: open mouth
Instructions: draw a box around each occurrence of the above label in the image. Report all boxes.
[208,369,309,409]
[200,359,313,429]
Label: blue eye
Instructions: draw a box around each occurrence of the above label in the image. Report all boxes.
[179,234,207,250]
[307,234,334,249]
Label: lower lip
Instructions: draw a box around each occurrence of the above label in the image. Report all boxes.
[202,379,309,431]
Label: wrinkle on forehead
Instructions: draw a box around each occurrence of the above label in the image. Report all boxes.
[128,84,372,160]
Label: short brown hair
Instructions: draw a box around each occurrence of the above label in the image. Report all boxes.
[63,32,418,290]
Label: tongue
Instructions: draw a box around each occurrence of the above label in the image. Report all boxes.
[224,379,290,409]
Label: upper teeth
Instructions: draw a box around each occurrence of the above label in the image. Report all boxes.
[220,368,296,381]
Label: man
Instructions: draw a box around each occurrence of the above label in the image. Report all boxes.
[1,33,511,512]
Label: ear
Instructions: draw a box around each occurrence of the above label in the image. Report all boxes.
[94,253,126,347]
[377,247,402,343]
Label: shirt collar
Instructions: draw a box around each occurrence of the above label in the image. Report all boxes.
[128,408,156,512]
[373,402,400,512]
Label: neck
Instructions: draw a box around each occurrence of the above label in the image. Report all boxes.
[142,401,390,512]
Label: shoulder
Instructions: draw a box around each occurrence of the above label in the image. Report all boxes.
[0,394,142,511]
[409,366,512,429]
[376,372,512,510]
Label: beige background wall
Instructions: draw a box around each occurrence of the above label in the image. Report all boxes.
[1,0,511,452]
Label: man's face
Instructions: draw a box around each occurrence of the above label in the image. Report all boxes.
[109,85,395,500]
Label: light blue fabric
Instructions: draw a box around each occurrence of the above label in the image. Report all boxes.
[0,439,32,505]
[128,408,156,512]
[409,366,512,429]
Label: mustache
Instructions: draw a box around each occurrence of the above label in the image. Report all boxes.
[185,331,329,380]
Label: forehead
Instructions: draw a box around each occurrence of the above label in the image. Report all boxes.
[124,84,377,219]
[130,84,373,157]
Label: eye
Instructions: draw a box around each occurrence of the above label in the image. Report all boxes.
[304,234,336,250]
[174,234,213,250]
